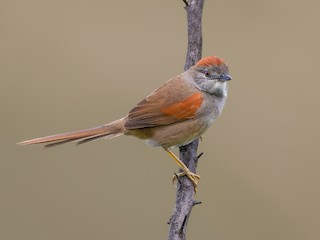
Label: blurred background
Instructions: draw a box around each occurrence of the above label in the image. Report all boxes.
[1,0,320,239]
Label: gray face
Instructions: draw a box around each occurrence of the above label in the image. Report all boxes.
[193,63,232,97]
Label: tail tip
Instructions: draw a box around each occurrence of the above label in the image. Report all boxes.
[16,140,30,146]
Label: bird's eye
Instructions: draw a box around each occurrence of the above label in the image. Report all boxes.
[205,72,210,77]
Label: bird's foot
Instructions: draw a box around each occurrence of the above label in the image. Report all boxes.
[173,171,200,192]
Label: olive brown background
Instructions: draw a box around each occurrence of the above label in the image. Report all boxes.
[1,0,319,239]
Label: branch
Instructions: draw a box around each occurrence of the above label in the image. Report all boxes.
[168,1,204,237]
[183,0,203,71]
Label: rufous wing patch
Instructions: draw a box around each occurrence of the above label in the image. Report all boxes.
[160,92,203,120]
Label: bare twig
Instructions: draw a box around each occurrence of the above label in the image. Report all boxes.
[168,1,204,240]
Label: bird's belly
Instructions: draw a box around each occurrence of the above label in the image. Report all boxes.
[143,116,215,148]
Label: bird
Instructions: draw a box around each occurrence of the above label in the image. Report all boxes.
[17,55,232,192]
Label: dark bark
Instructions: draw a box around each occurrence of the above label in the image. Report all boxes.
[168,1,204,240]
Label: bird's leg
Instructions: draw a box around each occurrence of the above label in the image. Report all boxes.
[164,148,200,192]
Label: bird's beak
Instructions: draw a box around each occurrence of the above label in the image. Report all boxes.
[219,74,232,82]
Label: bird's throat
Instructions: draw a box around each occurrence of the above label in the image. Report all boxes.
[212,82,228,98]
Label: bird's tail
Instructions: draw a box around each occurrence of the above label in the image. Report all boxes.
[17,118,127,148]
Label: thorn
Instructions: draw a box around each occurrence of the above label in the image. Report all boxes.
[193,200,202,206]
[180,215,188,235]
[197,152,204,160]
[182,0,189,6]
[174,172,182,186]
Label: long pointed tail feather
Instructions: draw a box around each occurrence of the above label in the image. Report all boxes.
[17,118,126,147]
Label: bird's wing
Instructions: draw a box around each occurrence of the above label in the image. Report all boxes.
[125,76,203,129]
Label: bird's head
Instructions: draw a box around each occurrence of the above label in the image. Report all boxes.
[191,56,232,97]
